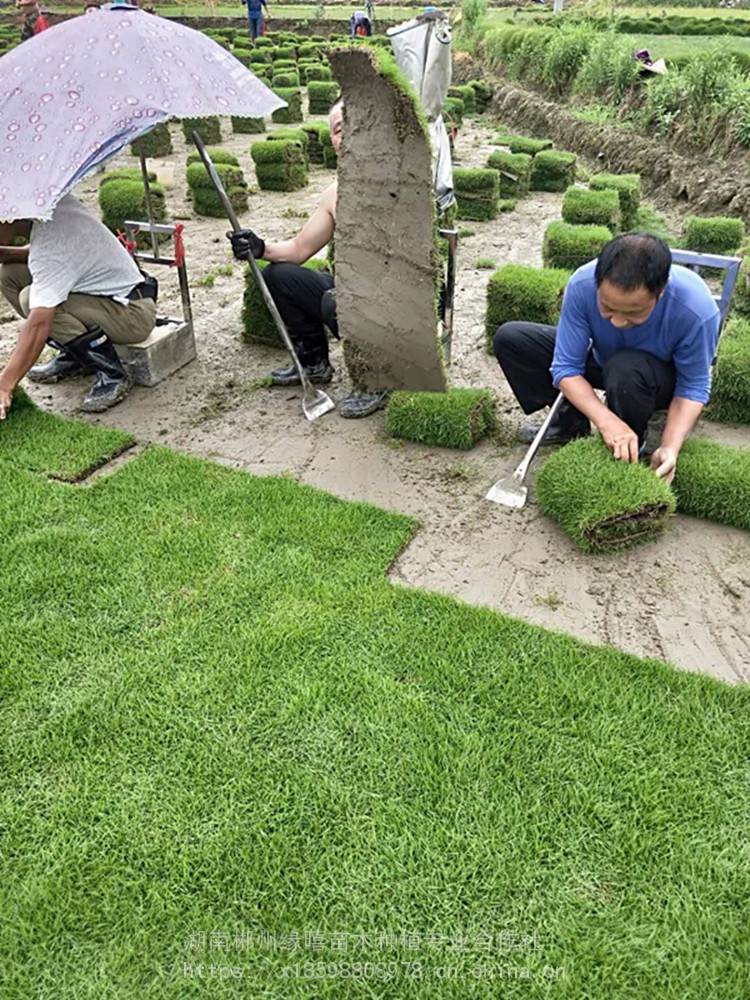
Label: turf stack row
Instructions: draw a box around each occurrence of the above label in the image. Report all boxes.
[186,150,248,217]
[97,169,168,249]
[251,138,308,192]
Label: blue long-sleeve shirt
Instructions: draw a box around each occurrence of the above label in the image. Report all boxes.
[246,0,267,14]
[551,261,720,404]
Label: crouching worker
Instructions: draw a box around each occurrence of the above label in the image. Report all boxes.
[0,194,156,420]
[493,233,720,484]
[228,101,386,419]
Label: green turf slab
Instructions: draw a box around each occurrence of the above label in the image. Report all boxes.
[1,428,749,997]
[0,389,134,481]
[674,436,750,532]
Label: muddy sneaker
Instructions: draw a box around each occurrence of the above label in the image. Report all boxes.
[270,360,334,386]
[339,390,389,419]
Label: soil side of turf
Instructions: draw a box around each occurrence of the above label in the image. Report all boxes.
[2,106,749,683]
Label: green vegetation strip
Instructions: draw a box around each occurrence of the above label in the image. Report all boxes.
[708,317,750,424]
[674,436,750,530]
[1,412,750,997]
[0,389,134,481]
[536,436,676,552]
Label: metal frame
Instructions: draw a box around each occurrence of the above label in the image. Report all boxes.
[670,248,742,336]
[438,227,458,365]
[123,218,193,332]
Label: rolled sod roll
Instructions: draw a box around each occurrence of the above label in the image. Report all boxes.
[706,317,750,424]
[386,388,497,450]
[192,185,248,218]
[186,161,246,192]
[272,88,303,124]
[307,80,339,116]
[673,437,750,533]
[485,263,570,351]
[562,186,621,231]
[232,116,266,134]
[542,221,612,271]
[469,78,493,112]
[536,437,676,553]
[486,150,532,198]
[683,215,745,255]
[443,96,465,127]
[254,164,308,191]
[589,173,641,230]
[186,148,239,167]
[448,84,476,114]
[301,122,331,163]
[494,133,553,156]
[252,138,306,164]
[181,116,222,145]
[530,150,577,192]
[273,71,301,88]
[99,168,157,188]
[454,168,500,222]
[242,258,330,346]
[98,178,166,241]
[303,63,333,82]
[130,122,172,158]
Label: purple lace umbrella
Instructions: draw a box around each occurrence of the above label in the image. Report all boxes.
[0,3,285,222]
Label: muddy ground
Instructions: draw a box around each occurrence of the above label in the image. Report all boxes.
[3,106,749,683]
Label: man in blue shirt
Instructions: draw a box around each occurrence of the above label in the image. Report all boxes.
[493,233,720,484]
[243,0,268,41]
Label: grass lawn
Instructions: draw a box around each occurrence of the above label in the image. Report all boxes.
[2,404,750,998]
[618,30,750,57]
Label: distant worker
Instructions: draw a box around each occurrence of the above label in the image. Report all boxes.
[242,0,269,41]
[349,10,372,36]
[493,233,720,484]
[0,196,158,419]
[16,0,48,41]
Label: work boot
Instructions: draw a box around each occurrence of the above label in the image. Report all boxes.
[63,328,133,413]
[28,341,91,384]
[339,390,389,419]
[518,402,590,445]
[269,359,334,386]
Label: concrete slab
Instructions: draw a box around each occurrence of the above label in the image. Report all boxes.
[117,321,196,388]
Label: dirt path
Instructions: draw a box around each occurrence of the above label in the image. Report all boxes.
[4,110,749,683]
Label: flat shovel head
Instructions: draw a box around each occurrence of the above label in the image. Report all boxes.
[485,476,528,509]
[303,388,336,422]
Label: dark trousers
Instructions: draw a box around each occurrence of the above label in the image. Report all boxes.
[493,322,676,443]
[263,262,335,367]
[247,12,263,39]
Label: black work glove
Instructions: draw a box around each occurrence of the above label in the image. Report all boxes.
[228,228,265,261]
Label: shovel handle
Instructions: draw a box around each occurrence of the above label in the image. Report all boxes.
[514,392,565,482]
[190,131,309,387]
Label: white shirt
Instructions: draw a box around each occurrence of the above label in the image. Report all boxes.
[28,195,143,310]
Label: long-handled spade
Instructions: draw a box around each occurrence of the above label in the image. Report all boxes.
[485,392,565,509]
[191,132,335,422]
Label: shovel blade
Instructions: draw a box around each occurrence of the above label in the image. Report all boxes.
[485,476,528,509]
[303,388,336,422]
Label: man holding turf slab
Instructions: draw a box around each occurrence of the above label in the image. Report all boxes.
[494,234,720,484]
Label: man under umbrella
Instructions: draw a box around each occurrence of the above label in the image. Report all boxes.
[0,195,157,418]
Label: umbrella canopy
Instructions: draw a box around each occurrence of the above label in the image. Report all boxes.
[388,12,454,213]
[0,3,285,221]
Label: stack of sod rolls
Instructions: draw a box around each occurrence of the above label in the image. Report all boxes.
[251,138,308,192]
[267,129,310,167]
[243,258,330,345]
[590,173,641,230]
[673,437,750,533]
[385,389,497,450]
[274,69,301,88]
[469,79,492,113]
[186,155,248,217]
[562,186,621,232]
[454,168,500,221]
[98,172,167,247]
[683,216,745,254]
[707,318,750,424]
[536,437,676,552]
[232,116,265,134]
[448,84,476,115]
[301,63,333,84]
[130,122,172,158]
[443,96,465,127]
[181,116,222,144]
[308,80,339,116]
[301,122,334,164]
[486,151,532,199]
[494,133,552,156]
[272,89,303,124]
[485,264,570,351]
[530,150,577,192]
[542,222,612,271]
